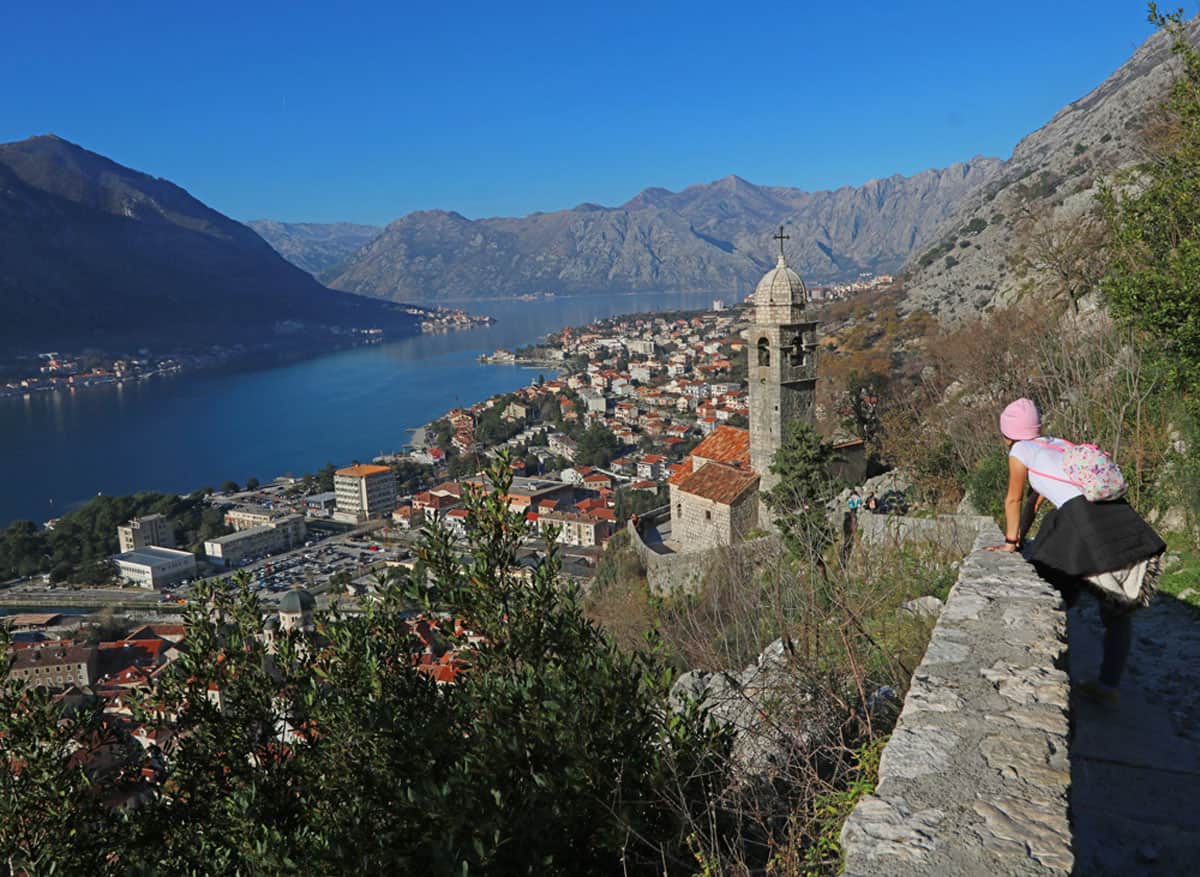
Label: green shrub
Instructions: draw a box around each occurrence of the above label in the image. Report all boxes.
[965,447,1009,522]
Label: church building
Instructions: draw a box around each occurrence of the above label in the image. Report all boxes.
[668,229,818,550]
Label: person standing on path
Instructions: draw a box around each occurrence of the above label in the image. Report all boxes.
[841,491,862,566]
[985,398,1165,705]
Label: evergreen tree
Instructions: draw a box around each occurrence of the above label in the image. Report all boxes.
[762,421,839,562]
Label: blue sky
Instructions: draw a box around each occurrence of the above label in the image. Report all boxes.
[1,1,1168,225]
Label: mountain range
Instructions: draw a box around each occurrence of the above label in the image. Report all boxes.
[246,220,381,276]
[316,162,1002,302]
[0,136,417,354]
[252,21,1196,318]
[3,17,1192,354]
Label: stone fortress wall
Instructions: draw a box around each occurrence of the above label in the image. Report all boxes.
[627,507,780,595]
[632,509,1075,873]
[840,518,1074,876]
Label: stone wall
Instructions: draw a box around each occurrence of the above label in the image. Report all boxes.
[840,520,1073,876]
[671,484,736,550]
[627,511,779,595]
[854,512,991,554]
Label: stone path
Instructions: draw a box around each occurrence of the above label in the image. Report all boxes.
[1067,592,1200,876]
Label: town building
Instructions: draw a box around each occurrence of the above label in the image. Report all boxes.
[333,464,397,523]
[203,514,306,568]
[278,588,316,633]
[303,491,338,516]
[547,434,577,461]
[6,643,97,690]
[114,546,197,589]
[117,514,175,553]
[224,506,280,531]
[538,509,610,547]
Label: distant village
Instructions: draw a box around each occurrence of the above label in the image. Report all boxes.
[0,305,491,398]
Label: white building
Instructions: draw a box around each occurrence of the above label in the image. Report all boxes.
[537,510,610,547]
[223,506,280,531]
[580,389,607,415]
[333,464,397,523]
[117,514,175,553]
[204,514,306,568]
[115,546,197,589]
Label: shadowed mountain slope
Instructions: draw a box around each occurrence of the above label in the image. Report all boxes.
[246,220,381,276]
[0,136,416,352]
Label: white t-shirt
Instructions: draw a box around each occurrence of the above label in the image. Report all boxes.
[1009,438,1085,508]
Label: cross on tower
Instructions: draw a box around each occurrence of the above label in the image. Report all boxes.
[773,225,790,259]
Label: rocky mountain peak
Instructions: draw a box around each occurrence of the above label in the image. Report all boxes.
[900,18,1200,321]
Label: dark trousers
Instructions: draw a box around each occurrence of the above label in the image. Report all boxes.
[1034,562,1134,688]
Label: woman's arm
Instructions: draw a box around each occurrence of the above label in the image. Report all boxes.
[1001,454,1028,549]
[986,452,1029,552]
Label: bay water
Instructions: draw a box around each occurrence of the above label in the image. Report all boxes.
[0,291,717,527]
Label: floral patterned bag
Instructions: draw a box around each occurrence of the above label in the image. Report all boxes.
[1027,439,1128,502]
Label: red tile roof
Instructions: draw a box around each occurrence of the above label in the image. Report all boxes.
[674,462,759,505]
[689,425,751,467]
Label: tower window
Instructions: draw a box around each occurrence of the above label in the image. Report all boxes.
[789,334,807,366]
[705,510,712,521]
[757,337,770,366]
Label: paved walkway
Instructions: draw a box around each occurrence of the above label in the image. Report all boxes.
[1068,592,1200,875]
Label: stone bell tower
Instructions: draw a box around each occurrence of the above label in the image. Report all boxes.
[747,226,818,494]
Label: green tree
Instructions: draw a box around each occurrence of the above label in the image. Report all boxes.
[0,632,120,873]
[1101,6,1200,387]
[221,480,239,493]
[575,422,621,467]
[762,421,839,562]
[614,485,668,525]
[0,460,731,874]
[245,477,260,490]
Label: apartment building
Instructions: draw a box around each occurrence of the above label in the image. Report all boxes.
[117,514,175,552]
[333,464,397,523]
[204,514,306,568]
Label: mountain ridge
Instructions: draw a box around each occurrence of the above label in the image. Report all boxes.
[0,135,418,353]
[318,158,1003,302]
[246,219,382,277]
[899,17,1200,320]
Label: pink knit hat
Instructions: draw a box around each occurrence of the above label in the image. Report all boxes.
[999,398,1040,440]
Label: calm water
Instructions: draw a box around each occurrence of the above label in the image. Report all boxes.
[0,292,716,527]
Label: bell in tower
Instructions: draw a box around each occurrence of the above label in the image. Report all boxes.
[746,226,818,494]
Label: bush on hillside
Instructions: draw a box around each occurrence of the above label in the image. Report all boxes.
[1,459,732,875]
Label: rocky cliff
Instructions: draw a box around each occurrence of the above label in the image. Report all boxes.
[900,19,1200,321]
[324,162,1002,303]
[246,220,381,276]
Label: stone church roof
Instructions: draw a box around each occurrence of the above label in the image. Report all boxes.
[754,254,807,307]
[673,462,760,506]
[668,425,752,486]
[690,425,751,467]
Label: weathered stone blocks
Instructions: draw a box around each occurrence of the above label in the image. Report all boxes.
[841,520,1073,876]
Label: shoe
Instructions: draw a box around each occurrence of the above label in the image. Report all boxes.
[1078,680,1120,706]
